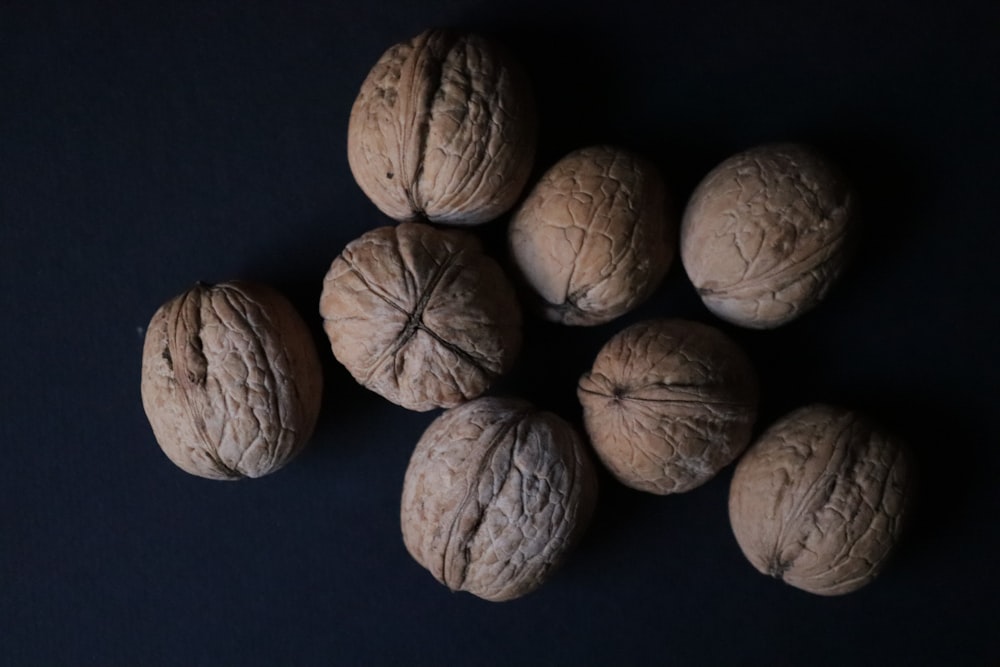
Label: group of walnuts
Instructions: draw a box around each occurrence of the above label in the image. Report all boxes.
[140,29,914,602]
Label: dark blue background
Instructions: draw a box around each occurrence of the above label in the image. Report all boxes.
[3,1,998,664]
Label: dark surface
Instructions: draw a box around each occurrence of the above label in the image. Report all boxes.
[2,1,999,664]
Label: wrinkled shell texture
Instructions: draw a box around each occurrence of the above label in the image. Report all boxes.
[509,146,674,325]
[319,222,522,412]
[578,319,757,494]
[729,404,913,596]
[401,397,598,601]
[681,143,854,329]
[348,29,536,225]
[140,282,323,480]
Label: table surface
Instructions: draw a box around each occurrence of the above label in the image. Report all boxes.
[3,1,999,665]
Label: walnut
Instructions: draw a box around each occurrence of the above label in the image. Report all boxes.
[508,145,674,325]
[680,143,855,328]
[728,404,914,595]
[578,319,757,494]
[347,28,537,226]
[400,397,598,601]
[140,281,323,480]
[319,222,521,411]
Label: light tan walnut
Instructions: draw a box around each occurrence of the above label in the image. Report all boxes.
[347,28,536,225]
[578,318,757,494]
[319,222,521,411]
[680,143,854,328]
[509,146,674,325]
[400,397,598,601]
[140,281,323,480]
[729,404,914,595]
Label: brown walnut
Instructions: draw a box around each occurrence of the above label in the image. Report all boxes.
[509,146,674,325]
[578,318,757,494]
[728,404,914,595]
[319,222,522,412]
[400,396,598,602]
[347,28,537,225]
[140,281,323,480]
[680,143,855,329]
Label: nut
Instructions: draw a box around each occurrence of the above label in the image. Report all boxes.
[578,318,757,494]
[680,143,855,328]
[728,404,913,595]
[319,222,522,411]
[140,281,323,480]
[509,145,674,325]
[400,397,598,601]
[347,28,537,225]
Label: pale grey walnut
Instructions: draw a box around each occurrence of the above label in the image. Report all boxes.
[140,281,323,480]
[578,318,757,494]
[681,143,854,329]
[509,145,674,325]
[729,404,913,596]
[347,28,537,225]
[400,397,598,602]
[319,222,522,412]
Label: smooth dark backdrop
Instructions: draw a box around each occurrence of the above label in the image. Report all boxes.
[2,1,998,664]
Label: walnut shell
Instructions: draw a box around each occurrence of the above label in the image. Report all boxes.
[140,281,323,480]
[729,404,914,595]
[578,319,757,494]
[680,143,854,329]
[347,28,537,225]
[400,397,598,601]
[319,222,522,411]
[509,146,674,325]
